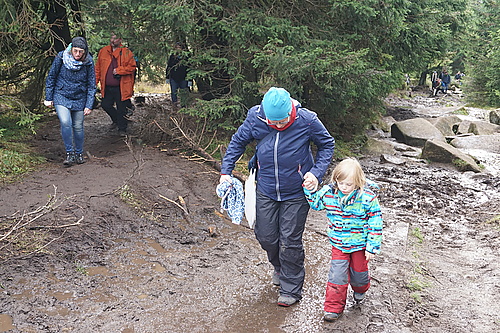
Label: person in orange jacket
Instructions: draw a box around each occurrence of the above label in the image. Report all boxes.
[95,32,136,135]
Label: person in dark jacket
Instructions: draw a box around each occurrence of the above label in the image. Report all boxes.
[439,70,451,94]
[166,42,189,106]
[44,37,96,166]
[219,87,335,307]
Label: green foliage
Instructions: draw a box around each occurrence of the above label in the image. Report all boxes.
[0,109,45,182]
[75,261,88,275]
[2,0,494,142]
[461,0,500,106]
[179,95,247,131]
[410,227,424,244]
[407,275,430,292]
[0,145,45,182]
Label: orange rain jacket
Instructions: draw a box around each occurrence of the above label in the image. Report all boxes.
[95,44,136,101]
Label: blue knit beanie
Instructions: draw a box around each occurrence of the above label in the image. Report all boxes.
[262,87,292,121]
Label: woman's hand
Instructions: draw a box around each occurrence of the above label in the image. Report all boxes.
[303,172,318,192]
[84,108,92,116]
[43,100,53,108]
[219,174,232,184]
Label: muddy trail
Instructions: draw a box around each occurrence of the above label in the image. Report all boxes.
[1,92,499,333]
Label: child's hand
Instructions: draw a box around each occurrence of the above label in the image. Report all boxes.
[365,251,376,261]
[303,172,318,192]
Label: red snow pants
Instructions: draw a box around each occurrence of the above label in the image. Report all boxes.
[324,247,370,313]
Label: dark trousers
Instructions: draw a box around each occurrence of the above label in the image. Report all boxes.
[102,85,129,131]
[254,191,310,300]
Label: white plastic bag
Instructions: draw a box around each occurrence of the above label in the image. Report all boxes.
[244,169,257,229]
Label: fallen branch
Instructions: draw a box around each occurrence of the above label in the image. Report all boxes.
[170,116,222,172]
[159,194,191,222]
[29,216,84,230]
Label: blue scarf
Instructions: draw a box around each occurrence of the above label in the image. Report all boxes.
[62,43,90,71]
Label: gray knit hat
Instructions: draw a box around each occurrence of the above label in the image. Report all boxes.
[71,37,88,54]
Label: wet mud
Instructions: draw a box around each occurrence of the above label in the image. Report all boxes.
[1,92,499,332]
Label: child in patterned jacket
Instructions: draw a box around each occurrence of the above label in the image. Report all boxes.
[303,158,383,322]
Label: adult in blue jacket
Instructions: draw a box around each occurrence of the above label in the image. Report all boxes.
[45,37,96,166]
[439,70,451,94]
[220,87,335,306]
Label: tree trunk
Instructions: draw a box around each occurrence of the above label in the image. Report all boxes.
[45,0,72,53]
[418,71,428,87]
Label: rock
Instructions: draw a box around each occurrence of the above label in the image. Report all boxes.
[450,135,500,154]
[375,116,396,132]
[456,120,472,134]
[490,109,500,125]
[468,121,500,135]
[391,118,446,147]
[422,139,482,172]
[362,137,397,155]
[426,115,462,136]
[380,154,406,165]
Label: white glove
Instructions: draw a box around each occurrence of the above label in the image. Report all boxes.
[43,100,53,107]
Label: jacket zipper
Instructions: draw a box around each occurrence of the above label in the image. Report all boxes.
[273,133,281,201]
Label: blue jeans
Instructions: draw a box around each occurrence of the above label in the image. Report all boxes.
[169,79,188,102]
[55,105,84,154]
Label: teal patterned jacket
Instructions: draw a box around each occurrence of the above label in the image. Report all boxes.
[304,182,383,254]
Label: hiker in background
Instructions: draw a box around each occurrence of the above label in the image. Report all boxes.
[219,87,335,307]
[44,37,96,166]
[440,69,451,94]
[166,42,189,108]
[432,77,442,96]
[455,71,464,85]
[405,73,410,86]
[430,71,439,93]
[95,32,137,136]
[303,158,383,322]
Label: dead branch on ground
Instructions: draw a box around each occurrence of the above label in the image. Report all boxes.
[170,116,221,172]
[0,185,82,262]
[159,194,191,222]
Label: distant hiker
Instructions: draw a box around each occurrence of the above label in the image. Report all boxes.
[440,70,451,94]
[455,71,464,85]
[95,32,137,136]
[405,73,410,86]
[219,87,335,307]
[166,42,189,108]
[431,71,439,91]
[432,77,442,96]
[44,36,96,166]
[303,158,383,322]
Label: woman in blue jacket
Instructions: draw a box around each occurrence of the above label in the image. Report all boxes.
[220,87,335,307]
[45,37,96,166]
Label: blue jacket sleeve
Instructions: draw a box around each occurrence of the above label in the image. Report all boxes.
[220,111,256,175]
[85,58,97,110]
[45,55,63,102]
[303,185,331,211]
[308,115,335,182]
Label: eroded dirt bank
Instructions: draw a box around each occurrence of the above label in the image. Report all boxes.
[1,93,499,333]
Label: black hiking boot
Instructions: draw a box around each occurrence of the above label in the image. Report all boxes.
[63,152,75,166]
[74,153,85,164]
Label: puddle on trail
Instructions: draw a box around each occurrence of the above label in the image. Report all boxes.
[0,314,16,332]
